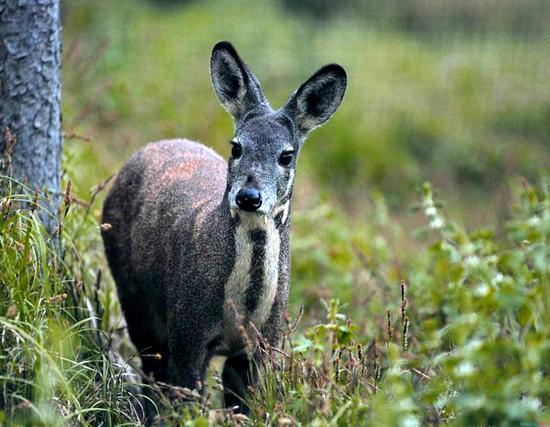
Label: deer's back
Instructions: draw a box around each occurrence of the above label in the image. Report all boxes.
[122,138,227,208]
[102,139,228,312]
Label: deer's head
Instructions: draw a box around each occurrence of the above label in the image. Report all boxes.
[210,41,347,220]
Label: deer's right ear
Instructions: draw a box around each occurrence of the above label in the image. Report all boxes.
[210,41,267,121]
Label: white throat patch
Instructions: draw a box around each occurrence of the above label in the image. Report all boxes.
[224,213,281,344]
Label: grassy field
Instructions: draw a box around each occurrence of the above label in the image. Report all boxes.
[1,173,548,425]
[1,0,549,425]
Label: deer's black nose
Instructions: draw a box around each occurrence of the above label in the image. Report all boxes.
[236,188,262,212]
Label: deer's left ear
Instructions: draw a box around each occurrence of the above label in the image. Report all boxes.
[283,64,347,135]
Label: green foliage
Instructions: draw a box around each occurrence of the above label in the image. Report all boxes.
[245,178,550,425]
[0,178,144,426]
[406,180,549,425]
[2,175,548,425]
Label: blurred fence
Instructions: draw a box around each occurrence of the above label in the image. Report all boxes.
[282,0,550,35]
[146,0,550,35]
[60,0,549,226]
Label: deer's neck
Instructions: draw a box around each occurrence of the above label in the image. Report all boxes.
[223,200,290,338]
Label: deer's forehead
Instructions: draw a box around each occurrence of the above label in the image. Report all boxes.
[237,117,294,148]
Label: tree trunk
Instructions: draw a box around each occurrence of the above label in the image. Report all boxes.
[0,0,62,234]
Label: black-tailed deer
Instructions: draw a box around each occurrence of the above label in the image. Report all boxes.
[101,41,346,413]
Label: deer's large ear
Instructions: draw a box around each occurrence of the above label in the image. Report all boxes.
[283,64,347,135]
[210,41,268,121]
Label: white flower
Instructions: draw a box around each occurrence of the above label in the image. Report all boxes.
[475,283,489,297]
[400,415,420,427]
[455,361,475,376]
[492,273,504,284]
[487,255,498,264]
[397,398,415,411]
[425,206,437,216]
[521,397,541,411]
[528,216,541,226]
[430,218,443,229]
[463,243,475,255]
[465,256,480,267]
[464,339,483,353]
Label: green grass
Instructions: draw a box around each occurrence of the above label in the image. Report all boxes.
[1,175,548,425]
[0,178,148,425]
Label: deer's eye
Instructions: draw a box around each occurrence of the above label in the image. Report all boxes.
[231,141,243,159]
[279,150,294,167]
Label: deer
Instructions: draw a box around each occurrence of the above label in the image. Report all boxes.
[101,41,346,414]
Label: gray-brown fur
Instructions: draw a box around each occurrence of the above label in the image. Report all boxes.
[101,41,346,415]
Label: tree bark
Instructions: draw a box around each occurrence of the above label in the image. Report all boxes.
[0,0,62,234]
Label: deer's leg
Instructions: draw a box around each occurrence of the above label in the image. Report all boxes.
[166,286,221,392]
[222,352,258,414]
[262,294,285,348]
[167,324,212,392]
[118,288,169,383]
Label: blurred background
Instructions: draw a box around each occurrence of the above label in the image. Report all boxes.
[60,0,549,316]
[61,0,549,226]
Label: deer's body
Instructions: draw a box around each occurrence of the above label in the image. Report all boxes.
[103,139,289,387]
[102,42,346,414]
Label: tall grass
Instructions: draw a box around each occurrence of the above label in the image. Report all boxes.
[1,174,548,425]
[0,178,145,425]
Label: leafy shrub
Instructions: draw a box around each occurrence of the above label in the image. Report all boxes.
[2,175,547,425]
[245,178,549,425]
